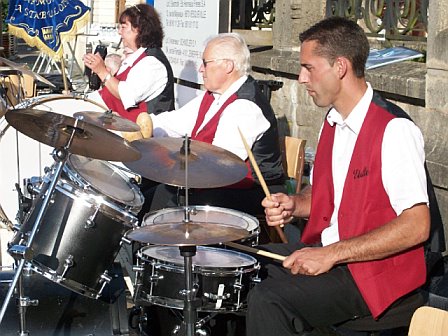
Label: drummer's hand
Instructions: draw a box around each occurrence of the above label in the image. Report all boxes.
[262,193,296,227]
[283,246,334,276]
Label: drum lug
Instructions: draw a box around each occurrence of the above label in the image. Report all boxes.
[19,296,39,308]
[96,271,112,298]
[60,254,74,278]
[121,235,132,245]
[149,274,164,282]
[233,281,243,291]
[85,207,99,228]
[203,291,231,301]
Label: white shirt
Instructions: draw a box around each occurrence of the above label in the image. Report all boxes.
[319,83,428,246]
[88,48,168,110]
[151,76,271,160]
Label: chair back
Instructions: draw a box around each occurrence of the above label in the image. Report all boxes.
[408,306,448,336]
[282,136,306,193]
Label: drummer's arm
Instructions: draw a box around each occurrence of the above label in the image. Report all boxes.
[121,112,153,142]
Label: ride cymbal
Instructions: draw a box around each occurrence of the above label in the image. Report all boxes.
[123,137,248,189]
[5,108,141,162]
[126,221,249,246]
[73,111,141,132]
[0,57,55,88]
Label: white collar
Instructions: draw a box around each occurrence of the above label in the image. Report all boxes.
[121,47,146,66]
[212,75,248,103]
[326,83,373,135]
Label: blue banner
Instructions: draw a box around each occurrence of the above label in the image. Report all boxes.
[6,0,91,59]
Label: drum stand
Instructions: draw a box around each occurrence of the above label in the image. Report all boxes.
[178,245,202,336]
[0,135,75,332]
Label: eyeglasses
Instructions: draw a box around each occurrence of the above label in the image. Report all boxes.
[202,58,230,67]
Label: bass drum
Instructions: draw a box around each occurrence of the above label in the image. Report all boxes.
[0,95,108,227]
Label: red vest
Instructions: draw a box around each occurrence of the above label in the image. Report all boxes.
[99,52,147,122]
[191,91,254,188]
[303,102,426,318]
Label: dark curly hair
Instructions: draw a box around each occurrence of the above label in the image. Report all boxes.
[119,4,164,49]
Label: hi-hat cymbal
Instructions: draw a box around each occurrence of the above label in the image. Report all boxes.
[5,108,141,162]
[126,221,249,246]
[0,57,55,88]
[123,137,248,188]
[73,111,140,132]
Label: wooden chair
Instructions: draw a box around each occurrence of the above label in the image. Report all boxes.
[282,136,307,193]
[260,136,307,244]
[408,306,448,336]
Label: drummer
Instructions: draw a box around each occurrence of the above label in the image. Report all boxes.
[83,4,175,122]
[128,32,286,219]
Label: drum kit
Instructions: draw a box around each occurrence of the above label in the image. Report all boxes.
[0,76,263,335]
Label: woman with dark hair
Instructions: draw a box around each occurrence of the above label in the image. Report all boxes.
[84,4,174,122]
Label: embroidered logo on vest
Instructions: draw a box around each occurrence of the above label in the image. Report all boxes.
[353,167,369,179]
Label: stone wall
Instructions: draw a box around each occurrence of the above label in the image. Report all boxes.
[248,0,448,251]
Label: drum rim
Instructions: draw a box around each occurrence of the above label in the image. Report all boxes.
[32,178,137,227]
[142,205,259,231]
[139,245,258,270]
[15,93,108,111]
[64,154,144,209]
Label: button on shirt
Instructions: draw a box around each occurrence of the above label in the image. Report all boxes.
[151,75,270,160]
[318,83,428,246]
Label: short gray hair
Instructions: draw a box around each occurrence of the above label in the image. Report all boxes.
[206,33,251,75]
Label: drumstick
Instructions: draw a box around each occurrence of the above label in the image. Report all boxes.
[237,127,288,244]
[225,241,286,262]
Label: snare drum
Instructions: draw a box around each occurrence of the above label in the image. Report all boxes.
[134,245,259,312]
[0,95,108,226]
[10,154,143,298]
[142,206,259,246]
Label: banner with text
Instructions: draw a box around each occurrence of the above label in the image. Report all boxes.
[155,0,220,84]
[7,0,91,60]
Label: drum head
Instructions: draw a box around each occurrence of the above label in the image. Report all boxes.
[66,154,143,208]
[141,245,257,269]
[142,206,259,232]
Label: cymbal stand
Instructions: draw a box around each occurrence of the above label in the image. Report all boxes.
[0,122,79,330]
[179,135,200,336]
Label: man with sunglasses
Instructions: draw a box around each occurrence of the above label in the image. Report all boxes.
[135,32,285,217]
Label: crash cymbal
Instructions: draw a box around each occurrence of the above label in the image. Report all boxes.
[123,137,248,188]
[126,221,249,246]
[73,111,140,132]
[5,108,141,162]
[0,57,55,88]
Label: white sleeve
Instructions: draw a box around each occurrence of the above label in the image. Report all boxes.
[212,99,270,160]
[118,56,168,110]
[382,118,428,215]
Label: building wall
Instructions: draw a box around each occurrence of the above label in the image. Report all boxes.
[250,0,448,251]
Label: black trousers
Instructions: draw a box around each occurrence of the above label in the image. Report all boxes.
[245,242,371,336]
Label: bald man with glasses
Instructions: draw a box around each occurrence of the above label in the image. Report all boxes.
[132,32,286,218]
